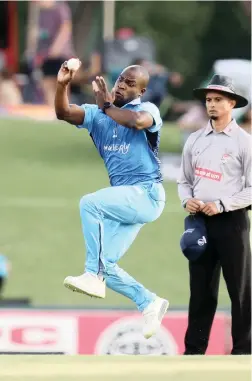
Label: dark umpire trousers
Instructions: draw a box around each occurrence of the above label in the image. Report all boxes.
[184,209,251,355]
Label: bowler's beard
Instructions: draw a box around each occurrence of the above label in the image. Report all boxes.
[210,115,218,121]
[113,98,127,107]
[114,96,135,108]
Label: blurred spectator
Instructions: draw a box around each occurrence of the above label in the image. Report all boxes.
[116,27,135,40]
[0,68,23,106]
[0,51,22,105]
[104,28,156,88]
[25,0,75,106]
[240,108,251,134]
[0,254,10,297]
[132,58,183,108]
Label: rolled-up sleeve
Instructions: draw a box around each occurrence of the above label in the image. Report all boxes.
[221,136,252,211]
[139,102,162,132]
[177,137,194,207]
[76,104,98,133]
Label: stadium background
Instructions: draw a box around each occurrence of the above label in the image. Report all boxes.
[0,0,251,371]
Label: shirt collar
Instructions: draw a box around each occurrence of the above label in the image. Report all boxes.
[121,97,141,109]
[204,119,238,137]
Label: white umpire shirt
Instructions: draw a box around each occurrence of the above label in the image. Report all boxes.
[177,119,252,212]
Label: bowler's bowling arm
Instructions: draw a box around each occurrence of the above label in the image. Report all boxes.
[55,83,85,126]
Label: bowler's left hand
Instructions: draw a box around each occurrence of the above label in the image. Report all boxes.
[201,202,220,216]
[92,76,115,109]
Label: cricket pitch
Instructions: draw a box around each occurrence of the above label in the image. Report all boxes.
[0,355,250,381]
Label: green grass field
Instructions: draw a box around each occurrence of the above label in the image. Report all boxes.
[0,355,250,381]
[0,118,230,308]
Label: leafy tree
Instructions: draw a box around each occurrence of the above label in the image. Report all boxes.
[116,1,250,98]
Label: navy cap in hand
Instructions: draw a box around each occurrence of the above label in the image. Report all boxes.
[180,214,208,261]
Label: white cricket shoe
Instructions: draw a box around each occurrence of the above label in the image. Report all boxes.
[64,272,106,299]
[142,297,169,339]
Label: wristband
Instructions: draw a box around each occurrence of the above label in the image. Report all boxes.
[103,102,113,113]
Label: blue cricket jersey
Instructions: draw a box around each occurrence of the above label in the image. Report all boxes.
[76,98,163,186]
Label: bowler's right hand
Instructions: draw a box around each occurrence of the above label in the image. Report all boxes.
[57,60,81,86]
[185,199,204,214]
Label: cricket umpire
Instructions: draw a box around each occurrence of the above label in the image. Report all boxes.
[177,74,251,355]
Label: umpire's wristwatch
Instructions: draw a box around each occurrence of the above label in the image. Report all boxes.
[103,102,113,113]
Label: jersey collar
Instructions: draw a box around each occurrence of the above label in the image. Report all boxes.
[121,97,141,109]
[204,119,238,137]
